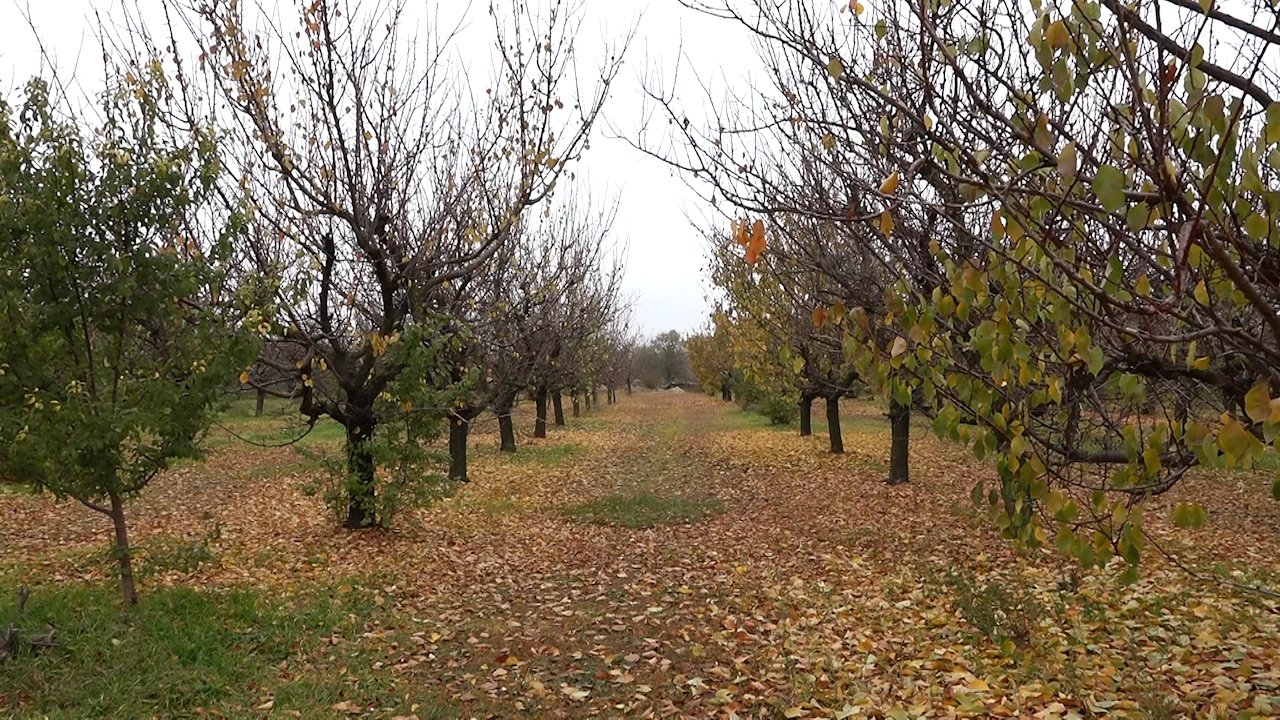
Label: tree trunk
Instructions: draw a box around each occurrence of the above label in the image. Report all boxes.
[552,390,566,426]
[799,394,814,437]
[108,492,138,606]
[255,388,266,416]
[344,420,378,529]
[591,386,599,406]
[609,386,616,404]
[626,379,633,395]
[448,413,470,482]
[499,417,516,453]
[572,393,581,418]
[534,385,548,439]
[887,398,910,485]
[585,390,593,412]
[826,395,844,454]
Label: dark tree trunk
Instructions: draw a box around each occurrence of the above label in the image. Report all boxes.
[799,394,814,437]
[534,384,548,439]
[585,390,593,412]
[255,388,266,417]
[825,395,844,454]
[448,413,470,482]
[495,391,517,453]
[608,386,616,404]
[887,398,910,485]
[572,393,581,418]
[626,379,633,395]
[552,390,566,426]
[591,386,599,406]
[108,492,137,606]
[344,420,378,529]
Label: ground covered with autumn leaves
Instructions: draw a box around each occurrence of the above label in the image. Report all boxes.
[2,391,1279,719]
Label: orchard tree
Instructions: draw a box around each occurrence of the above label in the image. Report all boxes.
[156,0,625,527]
[0,76,256,605]
[440,190,622,476]
[639,4,924,471]
[662,0,1280,579]
[522,197,625,438]
[687,310,737,402]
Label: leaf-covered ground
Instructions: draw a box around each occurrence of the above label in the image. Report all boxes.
[2,391,1279,718]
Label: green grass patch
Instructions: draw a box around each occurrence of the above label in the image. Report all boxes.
[507,442,582,467]
[206,395,345,449]
[563,492,724,529]
[0,580,453,719]
[713,410,794,432]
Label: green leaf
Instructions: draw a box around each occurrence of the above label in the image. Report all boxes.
[1087,345,1105,375]
[1092,165,1126,212]
[1172,501,1207,529]
[1266,103,1280,145]
[875,19,887,40]
[1245,213,1270,240]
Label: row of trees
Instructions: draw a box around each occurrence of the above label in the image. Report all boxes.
[673,0,1280,579]
[0,0,632,604]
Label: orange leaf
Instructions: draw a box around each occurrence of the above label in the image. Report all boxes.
[812,307,828,327]
[745,219,766,264]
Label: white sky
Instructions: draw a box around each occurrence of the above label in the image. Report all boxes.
[0,0,761,337]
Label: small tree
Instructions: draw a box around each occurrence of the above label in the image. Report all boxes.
[0,77,255,605]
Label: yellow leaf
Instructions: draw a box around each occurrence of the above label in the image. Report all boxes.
[1057,141,1078,179]
[1245,383,1272,424]
[966,677,992,692]
[239,371,250,384]
[879,210,895,235]
[1193,280,1210,305]
[880,170,900,194]
[1045,20,1070,49]
[1135,273,1151,296]
[827,56,845,79]
[891,336,908,357]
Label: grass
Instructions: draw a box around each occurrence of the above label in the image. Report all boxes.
[563,492,724,529]
[714,409,796,432]
[206,394,345,449]
[0,581,454,719]
[493,442,583,467]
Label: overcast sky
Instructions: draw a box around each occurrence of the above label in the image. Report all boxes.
[0,0,762,338]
